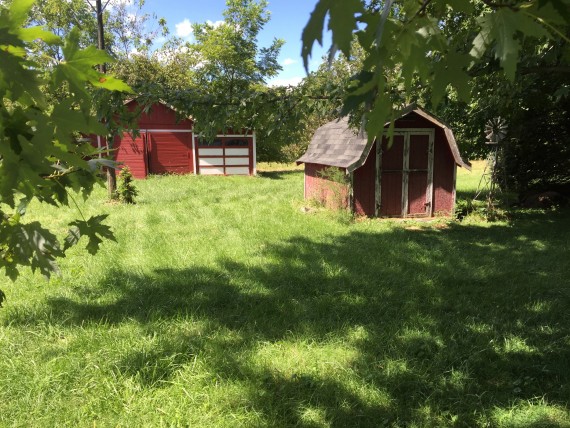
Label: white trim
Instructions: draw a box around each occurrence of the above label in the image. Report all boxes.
[349,170,354,212]
[252,131,257,176]
[402,133,410,217]
[96,135,102,159]
[191,131,197,175]
[216,134,252,138]
[303,166,306,199]
[427,131,435,216]
[452,163,457,214]
[375,139,381,216]
[388,128,434,135]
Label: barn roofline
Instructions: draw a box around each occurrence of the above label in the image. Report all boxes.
[297,104,471,172]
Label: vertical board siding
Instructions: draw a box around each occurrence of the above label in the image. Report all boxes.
[148,132,193,174]
[127,102,193,130]
[353,141,376,216]
[408,172,428,215]
[432,129,455,215]
[408,134,430,216]
[113,134,148,179]
[380,172,403,216]
[379,136,405,216]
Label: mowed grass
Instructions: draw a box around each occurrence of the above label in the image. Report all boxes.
[1,161,569,427]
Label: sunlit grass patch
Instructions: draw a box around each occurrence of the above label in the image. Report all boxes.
[0,164,569,426]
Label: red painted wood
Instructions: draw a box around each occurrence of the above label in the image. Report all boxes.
[379,135,404,216]
[408,134,429,216]
[408,171,428,215]
[148,132,193,174]
[113,133,148,179]
[432,129,455,215]
[409,134,429,170]
[126,100,193,130]
[380,172,403,216]
[353,141,376,216]
[382,136,404,170]
[303,110,461,217]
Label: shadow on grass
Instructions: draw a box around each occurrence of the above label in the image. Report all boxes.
[257,170,303,180]
[7,210,570,426]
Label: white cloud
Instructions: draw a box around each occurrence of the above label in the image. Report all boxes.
[282,58,297,66]
[175,19,193,38]
[267,76,304,87]
[206,20,225,28]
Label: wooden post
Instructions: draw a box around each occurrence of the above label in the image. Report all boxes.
[95,0,117,199]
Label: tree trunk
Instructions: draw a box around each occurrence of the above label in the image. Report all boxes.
[95,0,117,200]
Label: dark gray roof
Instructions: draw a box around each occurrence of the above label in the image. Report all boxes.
[297,104,471,171]
[296,117,371,171]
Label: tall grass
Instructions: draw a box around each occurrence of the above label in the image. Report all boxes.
[0,163,569,427]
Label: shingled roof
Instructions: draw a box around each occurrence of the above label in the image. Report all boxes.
[296,117,370,171]
[297,104,471,172]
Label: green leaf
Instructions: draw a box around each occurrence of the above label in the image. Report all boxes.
[471,8,550,80]
[328,0,363,57]
[0,221,63,280]
[18,27,62,45]
[446,0,474,14]
[65,215,116,255]
[55,29,133,94]
[301,0,332,72]
[9,0,35,29]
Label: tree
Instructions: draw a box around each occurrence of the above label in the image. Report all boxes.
[301,0,570,153]
[0,0,131,303]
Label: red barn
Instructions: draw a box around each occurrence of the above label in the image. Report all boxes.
[98,100,256,178]
[297,105,471,217]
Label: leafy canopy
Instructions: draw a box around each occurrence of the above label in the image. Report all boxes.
[0,0,131,301]
[301,0,570,143]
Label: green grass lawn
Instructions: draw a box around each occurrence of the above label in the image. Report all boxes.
[1,162,569,427]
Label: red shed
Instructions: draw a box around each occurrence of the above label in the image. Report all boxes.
[297,105,471,217]
[102,100,256,178]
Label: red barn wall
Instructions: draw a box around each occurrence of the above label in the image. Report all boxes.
[304,163,349,209]
[113,134,148,179]
[341,112,457,217]
[127,101,193,130]
[352,142,376,216]
[432,128,455,215]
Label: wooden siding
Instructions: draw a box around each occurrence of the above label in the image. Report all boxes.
[301,108,465,218]
[353,141,376,216]
[148,132,193,174]
[432,128,455,215]
[113,134,148,179]
[127,101,193,130]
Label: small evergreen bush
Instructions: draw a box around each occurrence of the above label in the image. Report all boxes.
[117,166,138,204]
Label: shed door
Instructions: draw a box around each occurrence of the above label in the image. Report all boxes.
[147,131,193,174]
[377,130,434,217]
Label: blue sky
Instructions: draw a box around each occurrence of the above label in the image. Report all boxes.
[137,0,330,86]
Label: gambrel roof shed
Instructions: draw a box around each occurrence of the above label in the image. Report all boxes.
[297,104,471,217]
[297,104,470,172]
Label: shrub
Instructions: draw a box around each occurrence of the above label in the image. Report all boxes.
[117,166,139,204]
